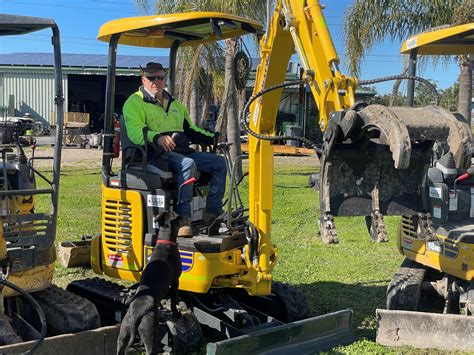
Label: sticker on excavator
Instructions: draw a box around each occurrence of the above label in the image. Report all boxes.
[449,190,457,211]
[429,187,442,198]
[207,309,354,355]
[147,194,165,208]
[426,240,442,253]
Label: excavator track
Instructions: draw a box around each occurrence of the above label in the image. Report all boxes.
[386,258,426,311]
[31,284,101,335]
[67,277,202,353]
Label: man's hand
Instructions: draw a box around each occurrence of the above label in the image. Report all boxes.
[155,135,176,152]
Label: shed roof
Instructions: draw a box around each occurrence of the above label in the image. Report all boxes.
[0,53,168,68]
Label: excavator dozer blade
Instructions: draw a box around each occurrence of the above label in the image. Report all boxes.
[320,105,471,217]
[0,325,120,355]
[376,309,474,351]
[207,309,354,355]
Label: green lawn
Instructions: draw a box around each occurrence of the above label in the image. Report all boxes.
[37,158,423,352]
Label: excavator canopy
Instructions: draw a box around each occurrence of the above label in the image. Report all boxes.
[400,22,474,55]
[0,14,58,35]
[97,12,262,48]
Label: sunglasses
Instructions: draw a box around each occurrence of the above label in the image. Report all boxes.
[145,75,166,82]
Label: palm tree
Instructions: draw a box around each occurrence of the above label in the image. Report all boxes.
[135,0,266,178]
[344,0,473,124]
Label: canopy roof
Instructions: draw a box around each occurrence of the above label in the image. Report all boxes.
[0,14,57,36]
[97,12,262,48]
[400,22,474,55]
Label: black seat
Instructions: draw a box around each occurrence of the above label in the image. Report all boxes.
[117,120,173,190]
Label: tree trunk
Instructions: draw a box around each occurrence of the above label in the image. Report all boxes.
[222,39,243,180]
[189,76,200,125]
[457,55,472,126]
[390,66,408,106]
[200,73,212,129]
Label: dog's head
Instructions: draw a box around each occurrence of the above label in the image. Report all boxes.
[155,211,181,243]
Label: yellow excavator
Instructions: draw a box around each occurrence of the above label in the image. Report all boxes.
[64,1,471,354]
[0,14,100,352]
[65,11,354,354]
[377,23,474,352]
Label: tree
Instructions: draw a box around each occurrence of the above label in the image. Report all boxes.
[414,80,439,107]
[344,0,473,124]
[440,80,460,112]
[135,1,266,179]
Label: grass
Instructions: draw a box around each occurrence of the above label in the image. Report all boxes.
[36,157,434,352]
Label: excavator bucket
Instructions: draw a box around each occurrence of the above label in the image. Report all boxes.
[321,105,471,217]
[207,309,354,354]
[318,104,471,242]
[376,309,474,351]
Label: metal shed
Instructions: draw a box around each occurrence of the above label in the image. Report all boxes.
[0,53,166,129]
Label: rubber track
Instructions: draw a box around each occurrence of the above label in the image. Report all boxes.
[386,258,426,311]
[32,284,101,335]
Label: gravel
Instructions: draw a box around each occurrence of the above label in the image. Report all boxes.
[30,146,319,169]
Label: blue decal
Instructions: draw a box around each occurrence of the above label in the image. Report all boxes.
[179,251,193,272]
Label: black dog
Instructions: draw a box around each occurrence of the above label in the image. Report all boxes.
[117,211,182,355]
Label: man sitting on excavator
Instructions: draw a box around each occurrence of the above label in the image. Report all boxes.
[122,62,226,237]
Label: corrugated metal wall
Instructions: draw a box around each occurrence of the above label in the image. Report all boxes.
[0,70,68,124]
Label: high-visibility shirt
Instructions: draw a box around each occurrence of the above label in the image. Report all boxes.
[123,87,214,145]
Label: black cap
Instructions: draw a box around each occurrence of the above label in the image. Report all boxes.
[140,62,166,76]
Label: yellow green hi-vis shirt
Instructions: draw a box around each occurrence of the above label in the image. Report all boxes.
[123,88,214,146]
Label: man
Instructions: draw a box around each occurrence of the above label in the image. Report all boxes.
[123,62,226,237]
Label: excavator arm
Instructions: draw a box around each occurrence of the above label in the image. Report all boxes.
[248,0,472,276]
[247,0,359,293]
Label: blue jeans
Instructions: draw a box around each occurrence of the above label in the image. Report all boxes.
[164,151,226,218]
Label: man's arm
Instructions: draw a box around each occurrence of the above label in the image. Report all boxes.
[181,106,215,145]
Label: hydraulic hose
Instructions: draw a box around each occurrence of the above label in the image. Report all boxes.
[240,79,322,154]
[0,276,47,354]
[359,74,440,105]
[241,75,440,151]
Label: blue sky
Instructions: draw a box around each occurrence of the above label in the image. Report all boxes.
[0,0,461,94]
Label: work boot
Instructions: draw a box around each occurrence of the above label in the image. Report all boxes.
[178,218,193,238]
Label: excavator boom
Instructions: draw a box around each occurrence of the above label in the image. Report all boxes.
[248,0,471,247]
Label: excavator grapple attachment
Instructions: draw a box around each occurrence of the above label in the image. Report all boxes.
[376,309,474,351]
[319,105,471,242]
[207,309,354,355]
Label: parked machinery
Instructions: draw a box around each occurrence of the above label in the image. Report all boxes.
[0,14,99,351]
[377,22,474,351]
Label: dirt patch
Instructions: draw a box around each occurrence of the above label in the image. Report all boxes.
[33,147,103,169]
[31,146,319,169]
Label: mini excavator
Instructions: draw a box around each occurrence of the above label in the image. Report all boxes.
[0,14,100,352]
[66,1,471,354]
[67,10,354,355]
[377,22,474,352]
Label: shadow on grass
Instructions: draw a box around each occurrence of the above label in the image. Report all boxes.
[294,281,387,341]
[277,171,318,177]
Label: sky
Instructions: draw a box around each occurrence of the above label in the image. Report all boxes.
[0,0,462,95]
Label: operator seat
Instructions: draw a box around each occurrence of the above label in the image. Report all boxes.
[118,121,173,190]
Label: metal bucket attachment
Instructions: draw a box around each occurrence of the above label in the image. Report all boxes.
[320,105,471,218]
[376,309,474,351]
[206,309,354,355]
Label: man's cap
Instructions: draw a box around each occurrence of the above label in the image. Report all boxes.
[140,62,166,76]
